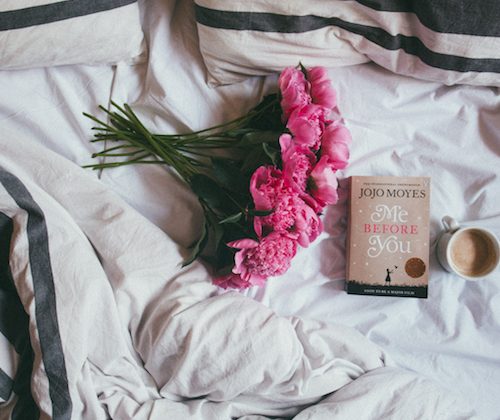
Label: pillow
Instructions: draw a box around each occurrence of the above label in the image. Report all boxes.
[0,0,146,69]
[194,0,500,87]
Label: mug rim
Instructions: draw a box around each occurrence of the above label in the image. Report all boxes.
[446,226,500,280]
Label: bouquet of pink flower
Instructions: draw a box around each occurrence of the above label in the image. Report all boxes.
[84,65,351,289]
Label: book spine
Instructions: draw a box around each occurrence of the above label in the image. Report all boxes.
[344,177,353,290]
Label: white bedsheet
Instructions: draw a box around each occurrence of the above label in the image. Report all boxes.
[1,136,478,419]
[0,0,499,419]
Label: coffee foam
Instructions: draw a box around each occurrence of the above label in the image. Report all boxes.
[450,229,497,277]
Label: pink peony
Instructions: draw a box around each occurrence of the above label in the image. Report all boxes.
[250,165,293,236]
[213,272,253,290]
[294,203,323,247]
[286,104,325,150]
[228,233,298,284]
[279,133,316,192]
[321,122,351,170]
[250,165,290,212]
[308,155,339,208]
[278,67,311,121]
[254,192,309,238]
[250,163,318,239]
[307,66,337,111]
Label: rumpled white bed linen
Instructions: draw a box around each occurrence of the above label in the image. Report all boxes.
[0,135,473,419]
[0,0,499,419]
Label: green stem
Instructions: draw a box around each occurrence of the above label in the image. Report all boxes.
[95,151,151,158]
[83,95,281,179]
[82,160,163,169]
[92,146,145,158]
[82,153,157,169]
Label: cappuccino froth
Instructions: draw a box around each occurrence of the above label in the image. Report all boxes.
[450,229,496,277]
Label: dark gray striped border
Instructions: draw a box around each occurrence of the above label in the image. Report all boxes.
[0,212,26,354]
[0,281,29,356]
[0,212,39,418]
[194,5,500,74]
[355,0,500,37]
[0,0,137,31]
[0,171,71,420]
[0,212,15,293]
[0,367,13,401]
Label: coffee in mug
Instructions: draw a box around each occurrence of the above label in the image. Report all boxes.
[436,216,500,280]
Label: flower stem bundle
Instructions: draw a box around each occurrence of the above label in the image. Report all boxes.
[84,65,351,289]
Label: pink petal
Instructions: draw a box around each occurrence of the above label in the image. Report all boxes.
[227,238,259,249]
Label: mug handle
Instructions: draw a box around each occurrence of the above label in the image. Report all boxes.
[442,216,460,233]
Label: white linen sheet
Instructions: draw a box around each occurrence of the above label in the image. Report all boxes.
[0,123,475,420]
[0,0,499,419]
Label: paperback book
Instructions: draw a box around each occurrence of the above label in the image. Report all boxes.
[346,176,431,298]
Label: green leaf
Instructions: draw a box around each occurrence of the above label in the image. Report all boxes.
[182,219,209,267]
[262,142,279,166]
[212,158,247,192]
[213,239,238,271]
[250,93,279,113]
[247,94,284,131]
[213,223,225,251]
[240,131,280,146]
[214,264,234,277]
[247,209,273,217]
[218,212,243,224]
[190,174,233,211]
[241,147,266,174]
[205,210,224,245]
[299,62,308,76]
[221,221,253,240]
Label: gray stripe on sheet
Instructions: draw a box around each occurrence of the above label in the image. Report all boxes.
[0,211,15,293]
[0,366,13,401]
[0,288,29,356]
[355,0,500,37]
[194,5,500,74]
[0,212,27,352]
[0,171,71,420]
[0,0,137,31]
[0,211,39,419]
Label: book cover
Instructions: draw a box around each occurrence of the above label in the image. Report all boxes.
[346,176,431,298]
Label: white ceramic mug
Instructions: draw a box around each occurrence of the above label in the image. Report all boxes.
[436,216,500,280]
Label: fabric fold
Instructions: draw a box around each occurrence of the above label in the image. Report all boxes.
[0,134,473,419]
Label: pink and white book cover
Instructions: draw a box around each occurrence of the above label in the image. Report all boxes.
[346,176,431,298]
